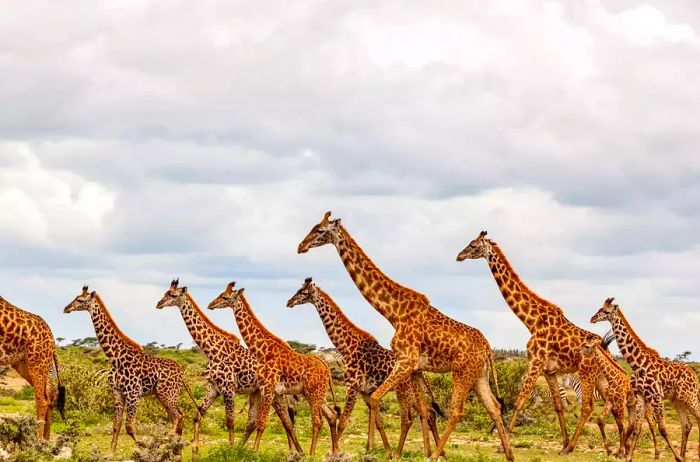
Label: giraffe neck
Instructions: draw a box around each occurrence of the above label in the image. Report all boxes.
[179,294,240,358]
[311,288,371,356]
[486,243,559,331]
[334,224,429,326]
[594,345,628,378]
[89,295,142,364]
[233,294,286,356]
[609,309,658,370]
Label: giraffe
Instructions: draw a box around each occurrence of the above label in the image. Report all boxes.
[155,279,302,454]
[297,212,513,461]
[207,282,340,457]
[592,297,700,462]
[457,230,608,453]
[286,277,444,456]
[579,332,659,458]
[0,295,65,439]
[64,285,200,453]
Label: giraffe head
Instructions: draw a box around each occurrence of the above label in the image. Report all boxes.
[207,281,244,311]
[156,278,188,309]
[297,211,342,253]
[64,285,98,314]
[580,333,600,356]
[456,230,492,261]
[591,297,619,324]
[286,277,317,308]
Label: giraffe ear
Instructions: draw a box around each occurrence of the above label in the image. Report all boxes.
[236,288,245,295]
[479,230,487,237]
[612,304,619,311]
[321,211,332,224]
[180,286,188,294]
[331,218,341,225]
[90,291,96,298]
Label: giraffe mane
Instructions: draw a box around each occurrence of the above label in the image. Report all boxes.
[488,242,564,315]
[185,293,241,344]
[339,224,430,306]
[92,293,143,351]
[238,292,289,348]
[317,286,374,340]
[617,307,660,357]
[595,343,628,374]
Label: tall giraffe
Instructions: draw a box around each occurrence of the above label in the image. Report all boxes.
[298,212,513,461]
[286,277,443,456]
[64,286,199,453]
[592,297,700,462]
[155,279,301,454]
[457,230,607,452]
[207,282,340,457]
[579,333,660,459]
[0,295,65,438]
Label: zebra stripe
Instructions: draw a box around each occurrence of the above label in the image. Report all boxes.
[561,373,604,404]
[530,382,568,407]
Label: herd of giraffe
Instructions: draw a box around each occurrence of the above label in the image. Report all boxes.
[0,211,698,462]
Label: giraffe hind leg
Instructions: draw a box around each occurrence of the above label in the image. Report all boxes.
[473,371,514,462]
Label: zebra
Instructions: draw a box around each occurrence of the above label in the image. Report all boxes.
[530,382,569,407]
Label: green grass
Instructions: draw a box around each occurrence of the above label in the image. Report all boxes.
[0,347,695,461]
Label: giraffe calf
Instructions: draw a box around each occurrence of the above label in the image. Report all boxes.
[578,334,659,458]
[208,282,340,456]
[64,286,200,453]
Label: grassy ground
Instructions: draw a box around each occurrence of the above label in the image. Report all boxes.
[0,347,696,461]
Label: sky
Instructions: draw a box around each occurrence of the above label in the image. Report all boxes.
[1,0,698,359]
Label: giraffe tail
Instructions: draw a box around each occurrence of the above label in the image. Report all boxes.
[181,378,202,414]
[53,351,66,422]
[419,373,445,419]
[328,375,341,417]
[488,349,505,411]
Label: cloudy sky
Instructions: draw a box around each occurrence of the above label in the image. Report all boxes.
[1,0,698,359]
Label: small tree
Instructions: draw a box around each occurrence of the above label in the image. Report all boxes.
[81,337,99,348]
[287,340,316,354]
[674,351,692,362]
[55,337,65,346]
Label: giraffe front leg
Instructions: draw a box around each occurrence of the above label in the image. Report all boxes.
[624,394,645,462]
[596,400,614,456]
[253,387,274,451]
[393,383,415,457]
[508,358,545,432]
[320,401,340,455]
[307,396,324,457]
[222,392,238,447]
[430,371,478,461]
[110,392,126,453]
[649,394,682,462]
[360,392,393,456]
[272,394,303,453]
[610,399,627,458]
[410,372,434,459]
[124,396,140,447]
[336,386,357,449]
[673,404,691,461]
[369,355,422,457]
[644,406,660,460]
[193,383,219,453]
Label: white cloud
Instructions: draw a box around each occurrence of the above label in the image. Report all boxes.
[0,0,698,358]
[0,143,116,247]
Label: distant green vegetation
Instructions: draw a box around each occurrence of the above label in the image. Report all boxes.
[0,345,695,461]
